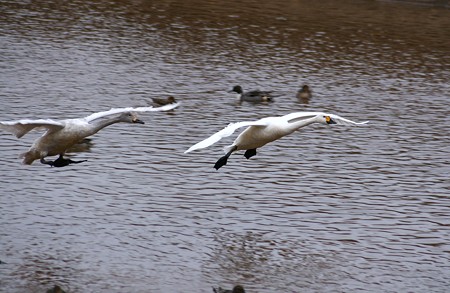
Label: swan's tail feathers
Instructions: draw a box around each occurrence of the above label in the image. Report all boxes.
[19,151,38,165]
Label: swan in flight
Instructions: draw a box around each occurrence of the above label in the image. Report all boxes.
[185,112,368,170]
[0,103,180,167]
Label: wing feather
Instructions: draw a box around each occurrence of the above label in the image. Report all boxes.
[84,103,180,122]
[284,112,323,123]
[328,113,369,125]
[283,112,369,125]
[185,120,269,153]
[0,119,65,138]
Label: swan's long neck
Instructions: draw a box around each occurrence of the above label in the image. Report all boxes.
[287,115,321,132]
[88,116,123,136]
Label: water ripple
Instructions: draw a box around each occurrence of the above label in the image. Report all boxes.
[1,0,450,292]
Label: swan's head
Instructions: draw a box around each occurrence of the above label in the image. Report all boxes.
[119,112,144,124]
[229,85,243,94]
[322,115,337,125]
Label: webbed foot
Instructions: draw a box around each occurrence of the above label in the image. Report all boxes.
[244,148,257,159]
[214,146,237,170]
[214,155,229,170]
[40,155,87,167]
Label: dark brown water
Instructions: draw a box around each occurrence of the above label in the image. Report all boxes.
[1,0,449,292]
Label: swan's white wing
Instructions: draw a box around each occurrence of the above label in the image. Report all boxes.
[328,113,369,125]
[283,112,369,125]
[83,102,180,122]
[0,119,65,138]
[283,112,323,123]
[185,120,270,153]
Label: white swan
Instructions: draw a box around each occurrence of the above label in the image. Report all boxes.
[0,103,180,166]
[185,111,368,170]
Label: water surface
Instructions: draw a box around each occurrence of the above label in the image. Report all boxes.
[1,0,449,292]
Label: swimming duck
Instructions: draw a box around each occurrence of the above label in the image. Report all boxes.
[296,85,311,102]
[185,111,368,170]
[0,103,179,166]
[213,285,245,293]
[151,96,177,106]
[229,85,274,103]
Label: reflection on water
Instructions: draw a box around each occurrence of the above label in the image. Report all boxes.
[1,0,449,292]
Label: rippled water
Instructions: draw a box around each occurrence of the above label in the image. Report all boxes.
[1,0,449,292]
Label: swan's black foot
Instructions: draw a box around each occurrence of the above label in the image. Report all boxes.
[214,146,237,170]
[53,156,87,167]
[214,155,229,170]
[244,148,257,159]
[40,155,87,168]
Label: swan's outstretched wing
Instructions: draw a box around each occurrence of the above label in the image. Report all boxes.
[84,102,180,122]
[185,120,270,153]
[328,113,369,125]
[284,112,323,123]
[284,112,369,126]
[0,119,65,138]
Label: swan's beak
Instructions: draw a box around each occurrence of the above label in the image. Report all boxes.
[133,118,144,124]
[326,116,337,124]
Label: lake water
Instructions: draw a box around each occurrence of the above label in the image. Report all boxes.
[1,0,449,292]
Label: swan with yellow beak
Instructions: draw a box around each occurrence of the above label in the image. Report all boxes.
[185,111,368,170]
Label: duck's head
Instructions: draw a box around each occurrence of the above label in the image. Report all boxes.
[323,115,337,125]
[300,85,310,92]
[119,112,144,124]
[229,85,243,94]
[167,96,176,103]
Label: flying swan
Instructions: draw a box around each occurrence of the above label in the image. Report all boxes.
[185,112,368,170]
[0,103,180,167]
